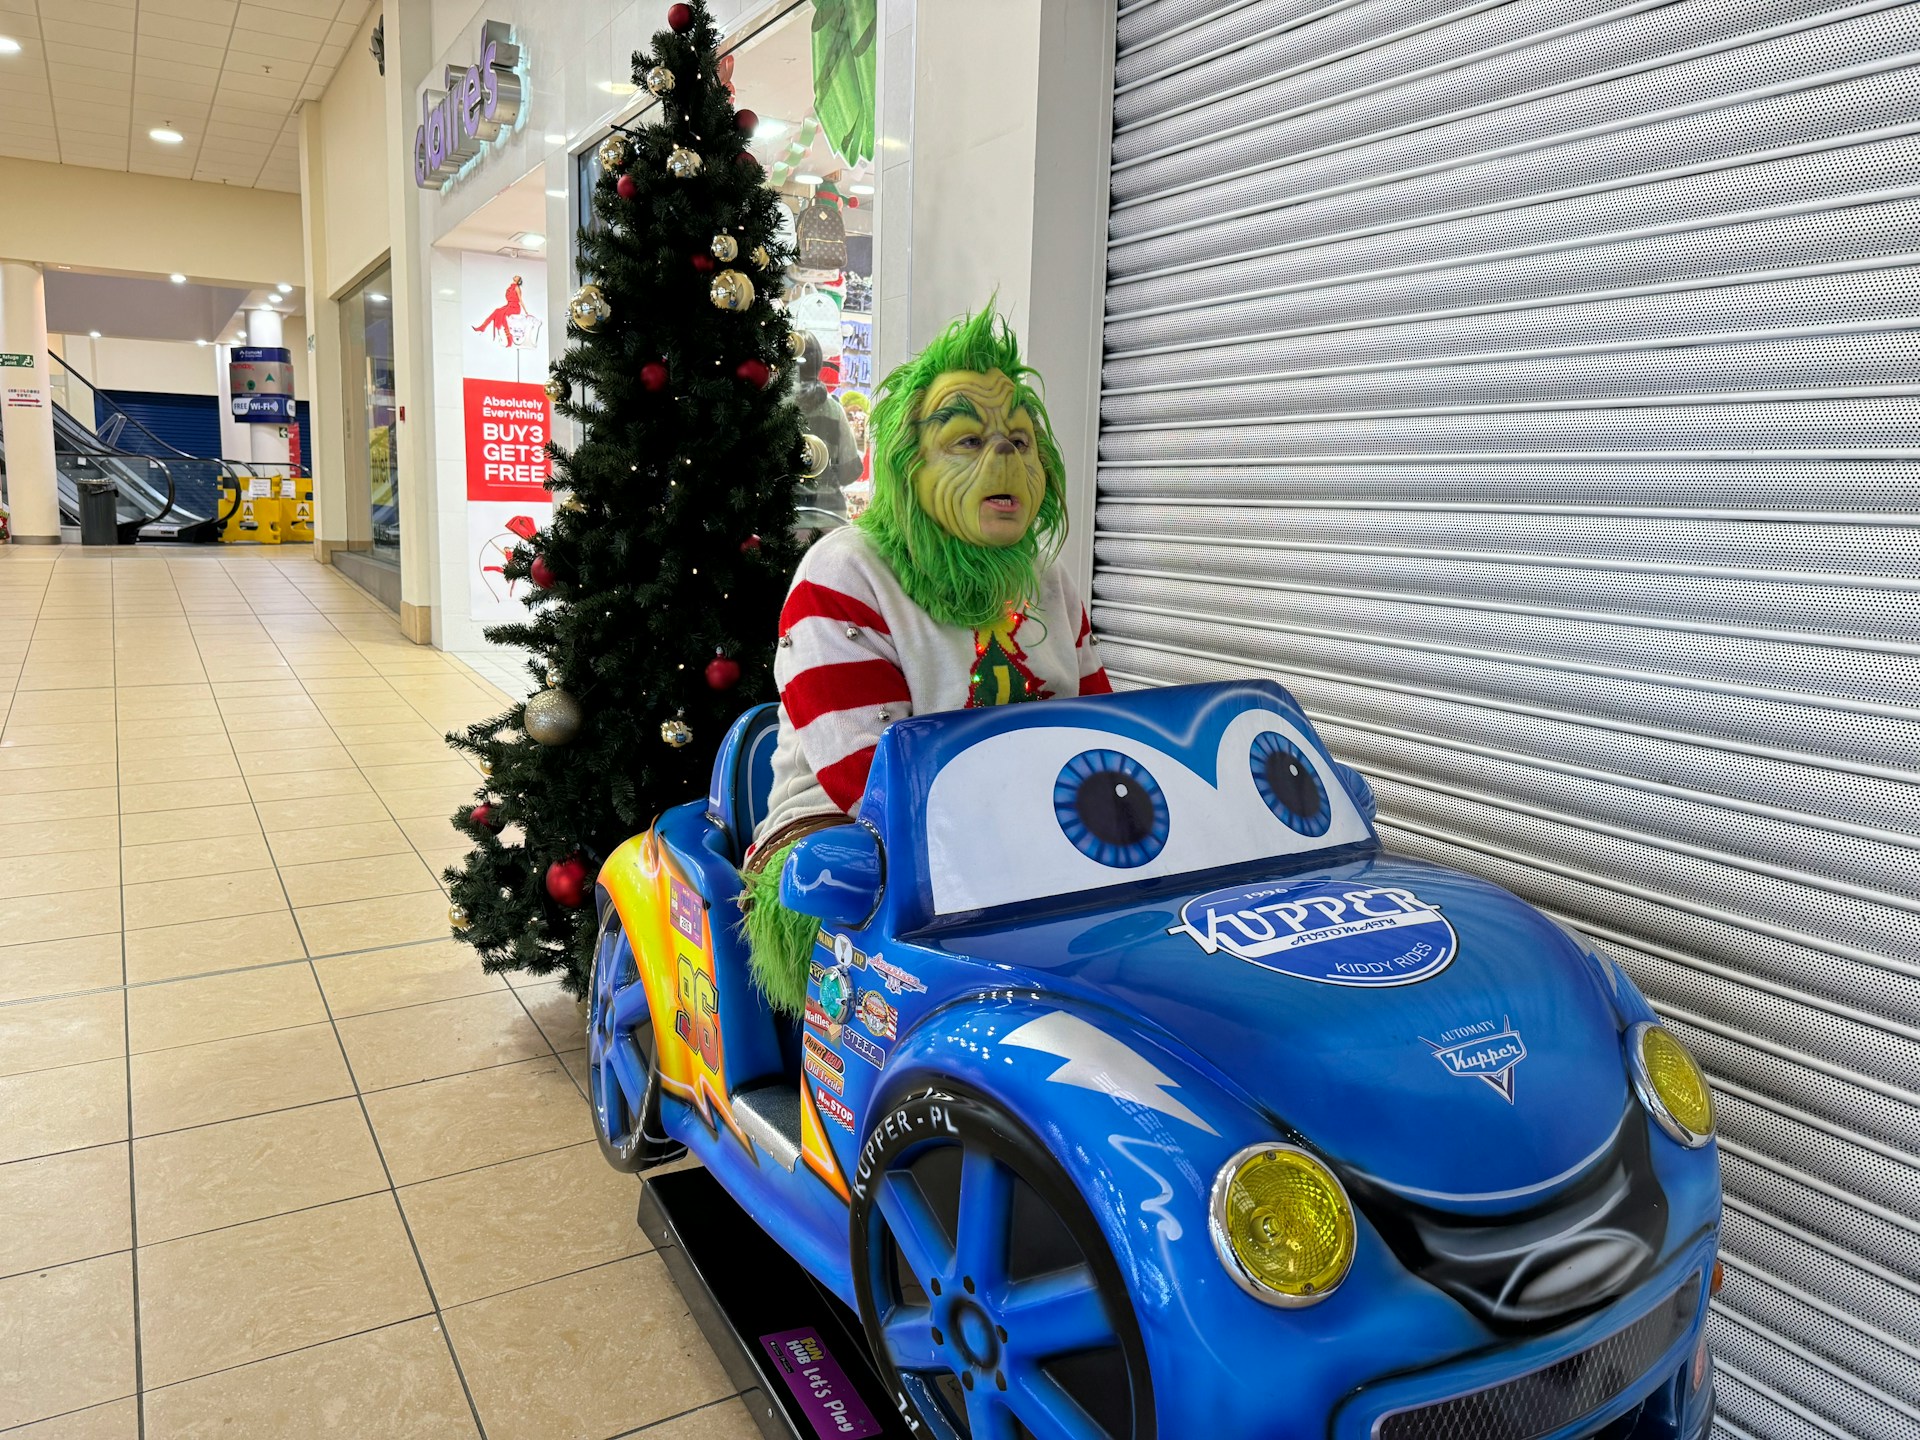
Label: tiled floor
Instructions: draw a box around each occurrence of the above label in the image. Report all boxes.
[0,547,759,1439]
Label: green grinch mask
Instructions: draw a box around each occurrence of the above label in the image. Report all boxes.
[856,308,1068,629]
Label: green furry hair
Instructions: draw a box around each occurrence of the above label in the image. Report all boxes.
[855,305,1069,629]
[739,843,816,1017]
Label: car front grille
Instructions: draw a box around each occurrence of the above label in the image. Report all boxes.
[1375,1275,1699,1440]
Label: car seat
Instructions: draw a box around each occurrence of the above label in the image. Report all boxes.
[706,703,780,865]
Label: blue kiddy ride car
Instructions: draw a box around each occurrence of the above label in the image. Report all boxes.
[588,679,1722,1440]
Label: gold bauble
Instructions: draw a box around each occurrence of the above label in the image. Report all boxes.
[560,494,585,513]
[709,269,755,312]
[750,245,771,269]
[786,330,807,358]
[666,145,703,179]
[660,717,693,748]
[449,904,471,930]
[523,688,584,746]
[711,234,740,262]
[645,65,675,96]
[568,283,612,331]
[479,759,492,778]
[544,376,566,403]
[597,132,632,171]
[799,433,829,479]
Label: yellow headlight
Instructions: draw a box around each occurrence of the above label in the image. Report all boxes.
[1210,1145,1355,1306]
[1631,1023,1716,1147]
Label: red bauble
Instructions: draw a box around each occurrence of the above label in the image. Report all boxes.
[735,358,772,388]
[735,109,758,133]
[692,253,715,273]
[735,152,759,173]
[739,533,762,553]
[615,173,637,200]
[530,555,555,589]
[469,803,500,832]
[847,196,860,209]
[640,361,669,392]
[666,3,694,32]
[546,855,591,908]
[705,651,742,691]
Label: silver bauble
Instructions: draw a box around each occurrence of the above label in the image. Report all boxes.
[645,65,676,96]
[709,269,755,312]
[666,145,703,179]
[523,688,583,746]
[568,283,612,331]
[711,234,740,262]
[799,433,829,479]
[660,717,693,748]
[597,132,633,171]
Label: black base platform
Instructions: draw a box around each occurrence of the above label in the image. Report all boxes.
[639,1167,915,1440]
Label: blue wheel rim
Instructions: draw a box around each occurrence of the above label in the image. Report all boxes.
[588,917,651,1155]
[868,1135,1123,1440]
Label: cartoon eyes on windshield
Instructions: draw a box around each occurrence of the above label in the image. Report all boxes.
[1053,749,1169,868]
[1250,731,1330,837]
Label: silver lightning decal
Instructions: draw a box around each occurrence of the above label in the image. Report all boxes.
[1002,1012,1218,1135]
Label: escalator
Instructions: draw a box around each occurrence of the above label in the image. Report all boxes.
[0,352,251,543]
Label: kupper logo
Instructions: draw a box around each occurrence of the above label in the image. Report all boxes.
[1169,881,1457,986]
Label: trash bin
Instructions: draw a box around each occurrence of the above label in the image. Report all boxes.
[79,480,119,547]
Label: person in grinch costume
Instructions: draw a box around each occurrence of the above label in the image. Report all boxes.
[741,306,1110,1014]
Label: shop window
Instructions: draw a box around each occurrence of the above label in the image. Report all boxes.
[340,266,400,564]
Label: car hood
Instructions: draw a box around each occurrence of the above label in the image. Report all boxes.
[941,853,1633,1212]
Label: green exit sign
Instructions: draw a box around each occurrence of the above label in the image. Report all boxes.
[0,354,33,368]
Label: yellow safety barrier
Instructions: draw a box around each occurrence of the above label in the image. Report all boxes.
[220,476,283,544]
[281,476,314,544]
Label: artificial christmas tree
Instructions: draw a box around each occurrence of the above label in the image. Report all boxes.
[445,0,805,993]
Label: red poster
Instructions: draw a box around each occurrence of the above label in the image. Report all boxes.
[464,377,553,500]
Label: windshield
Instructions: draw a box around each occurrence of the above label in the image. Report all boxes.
[918,703,1373,917]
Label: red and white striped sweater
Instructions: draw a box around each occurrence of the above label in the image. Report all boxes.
[755,526,1111,843]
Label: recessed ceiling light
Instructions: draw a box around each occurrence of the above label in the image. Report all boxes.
[0,36,21,55]
[848,182,874,196]
[88,330,101,339]
[544,188,565,198]
[235,330,246,340]
[367,293,388,303]
[543,132,567,145]
[169,273,187,284]
[598,80,637,95]
[150,127,183,144]
[438,288,456,297]
[195,338,208,346]
[794,172,822,186]
[276,282,292,294]
[512,231,546,249]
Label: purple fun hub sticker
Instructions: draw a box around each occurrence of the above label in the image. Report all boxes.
[759,1327,884,1439]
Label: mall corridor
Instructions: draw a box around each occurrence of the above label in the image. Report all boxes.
[0,547,755,1438]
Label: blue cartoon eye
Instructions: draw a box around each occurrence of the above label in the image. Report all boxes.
[1054,749,1169,868]
[1251,732,1331,836]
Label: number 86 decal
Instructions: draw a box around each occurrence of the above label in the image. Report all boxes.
[675,953,720,1073]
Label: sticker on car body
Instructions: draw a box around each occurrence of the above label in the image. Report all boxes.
[1424,1017,1527,1102]
[1167,881,1456,987]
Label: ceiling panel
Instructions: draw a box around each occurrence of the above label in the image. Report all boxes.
[0,0,371,187]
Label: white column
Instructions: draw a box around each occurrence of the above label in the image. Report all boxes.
[0,261,61,544]
[246,306,291,468]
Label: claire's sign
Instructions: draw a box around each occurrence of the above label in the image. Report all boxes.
[415,20,525,189]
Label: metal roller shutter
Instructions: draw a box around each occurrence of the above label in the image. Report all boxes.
[1095,3,1920,1437]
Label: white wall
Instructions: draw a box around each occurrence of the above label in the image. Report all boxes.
[316,7,393,301]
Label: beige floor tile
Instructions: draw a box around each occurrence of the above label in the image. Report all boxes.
[137,1193,433,1388]
[639,1398,767,1440]
[244,768,374,804]
[116,803,261,847]
[558,1047,590,1092]
[0,814,120,861]
[141,1317,477,1440]
[382,784,484,821]
[122,867,286,932]
[0,721,115,748]
[0,851,120,903]
[3,1396,140,1439]
[0,887,120,950]
[134,1098,387,1243]
[337,989,550,1091]
[217,697,323,723]
[0,933,123,1005]
[0,990,126,1078]
[0,1144,132,1281]
[295,675,394,696]
[363,1056,594,1185]
[127,963,326,1054]
[279,851,439,909]
[239,744,356,775]
[396,814,466,851]
[114,752,240,787]
[118,712,226,739]
[331,721,447,746]
[210,679,307,699]
[115,733,228,767]
[352,740,465,769]
[515,981,586,1053]
[266,818,415,867]
[313,938,506,1017]
[123,910,307,985]
[0,1253,137,1430]
[1,789,120,824]
[0,742,115,773]
[118,778,253,815]
[253,792,395,832]
[130,1022,352,1137]
[6,765,119,798]
[297,890,455,957]
[444,1254,731,1440]
[120,830,274,885]
[227,724,342,753]
[316,704,435,729]
[401,1142,648,1306]
[0,1060,128,1165]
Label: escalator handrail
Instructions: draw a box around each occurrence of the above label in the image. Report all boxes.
[64,445,177,532]
[47,351,309,480]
